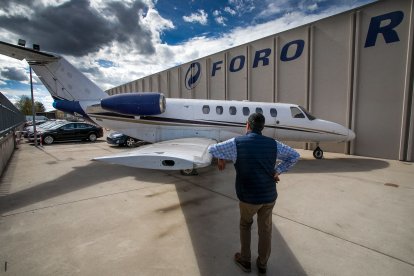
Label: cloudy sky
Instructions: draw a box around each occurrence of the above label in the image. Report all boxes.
[0,0,375,111]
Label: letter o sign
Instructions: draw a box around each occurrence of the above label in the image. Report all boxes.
[229,55,245,72]
[280,39,305,62]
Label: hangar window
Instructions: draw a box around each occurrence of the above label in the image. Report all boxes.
[202,105,210,114]
[256,107,263,114]
[243,107,250,116]
[216,106,223,115]
[270,108,277,117]
[229,106,237,115]
[290,107,305,119]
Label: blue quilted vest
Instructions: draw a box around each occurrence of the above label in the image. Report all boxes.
[234,131,278,204]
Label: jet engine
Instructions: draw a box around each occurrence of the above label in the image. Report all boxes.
[53,100,88,117]
[100,92,166,116]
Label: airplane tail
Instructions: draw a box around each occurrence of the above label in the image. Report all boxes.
[0,41,107,101]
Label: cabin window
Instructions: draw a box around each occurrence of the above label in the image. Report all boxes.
[216,106,223,115]
[256,108,263,114]
[290,107,305,118]
[202,105,210,114]
[229,106,237,115]
[243,107,250,116]
[270,108,277,117]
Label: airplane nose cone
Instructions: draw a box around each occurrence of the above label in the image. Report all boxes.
[348,129,356,141]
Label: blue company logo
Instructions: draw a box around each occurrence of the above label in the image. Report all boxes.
[185,62,201,90]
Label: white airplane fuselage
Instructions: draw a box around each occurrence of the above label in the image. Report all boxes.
[85,98,355,144]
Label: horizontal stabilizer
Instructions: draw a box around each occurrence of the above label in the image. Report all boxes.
[94,138,216,170]
[0,40,108,101]
[0,41,58,63]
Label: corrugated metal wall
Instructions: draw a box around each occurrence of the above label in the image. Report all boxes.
[106,0,414,161]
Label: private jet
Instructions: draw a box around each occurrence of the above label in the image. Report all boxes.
[0,40,355,175]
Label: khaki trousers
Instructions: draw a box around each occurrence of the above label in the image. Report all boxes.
[239,200,276,267]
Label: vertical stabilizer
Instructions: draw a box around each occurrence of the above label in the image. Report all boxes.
[30,58,108,101]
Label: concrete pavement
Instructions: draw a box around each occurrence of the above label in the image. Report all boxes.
[0,139,413,275]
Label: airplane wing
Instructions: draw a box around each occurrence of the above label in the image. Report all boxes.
[93,138,217,171]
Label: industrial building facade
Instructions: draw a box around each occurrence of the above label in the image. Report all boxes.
[106,0,414,162]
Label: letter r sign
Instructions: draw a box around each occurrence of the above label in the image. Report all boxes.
[365,11,404,48]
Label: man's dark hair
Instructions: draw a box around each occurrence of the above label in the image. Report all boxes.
[248,113,265,132]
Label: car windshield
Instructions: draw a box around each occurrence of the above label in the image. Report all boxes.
[39,121,61,128]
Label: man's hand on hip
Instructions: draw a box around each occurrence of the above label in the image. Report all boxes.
[218,159,226,171]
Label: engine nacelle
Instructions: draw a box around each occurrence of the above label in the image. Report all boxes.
[53,100,88,117]
[101,92,166,116]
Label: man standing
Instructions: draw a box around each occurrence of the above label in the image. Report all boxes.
[208,113,300,274]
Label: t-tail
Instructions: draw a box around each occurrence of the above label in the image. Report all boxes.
[0,41,165,120]
[0,41,107,119]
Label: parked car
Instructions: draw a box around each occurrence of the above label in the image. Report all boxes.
[24,120,66,138]
[28,122,103,145]
[107,132,141,147]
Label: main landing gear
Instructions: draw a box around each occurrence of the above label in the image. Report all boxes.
[313,146,323,159]
[180,168,198,176]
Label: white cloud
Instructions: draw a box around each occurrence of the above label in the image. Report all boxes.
[213,10,227,26]
[215,16,226,26]
[0,0,375,111]
[308,3,319,11]
[183,9,208,25]
[141,7,175,43]
[224,6,236,15]
[228,0,255,14]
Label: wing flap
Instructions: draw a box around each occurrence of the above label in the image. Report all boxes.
[94,138,217,170]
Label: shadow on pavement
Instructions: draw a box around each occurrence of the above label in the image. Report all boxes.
[0,162,163,215]
[293,157,389,173]
[171,170,306,275]
[1,156,306,275]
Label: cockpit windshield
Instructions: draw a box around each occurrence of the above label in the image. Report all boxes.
[299,106,316,120]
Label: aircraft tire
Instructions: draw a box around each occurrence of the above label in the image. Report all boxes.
[180,169,198,176]
[313,147,323,159]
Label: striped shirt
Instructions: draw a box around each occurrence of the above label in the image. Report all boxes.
[208,137,300,174]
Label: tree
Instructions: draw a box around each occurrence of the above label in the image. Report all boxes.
[35,101,46,113]
[15,95,46,115]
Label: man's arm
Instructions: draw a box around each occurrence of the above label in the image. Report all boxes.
[275,141,300,174]
[208,138,237,163]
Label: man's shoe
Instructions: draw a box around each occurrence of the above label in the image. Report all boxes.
[256,257,267,275]
[234,253,251,272]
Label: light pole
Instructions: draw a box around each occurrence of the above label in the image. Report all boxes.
[29,66,37,146]
[18,39,40,146]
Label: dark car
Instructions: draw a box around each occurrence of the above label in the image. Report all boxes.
[28,122,103,145]
[107,132,140,147]
[24,120,66,138]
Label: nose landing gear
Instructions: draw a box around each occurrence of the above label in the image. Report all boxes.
[313,146,323,159]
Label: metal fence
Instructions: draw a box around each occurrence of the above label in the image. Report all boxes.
[0,92,25,138]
